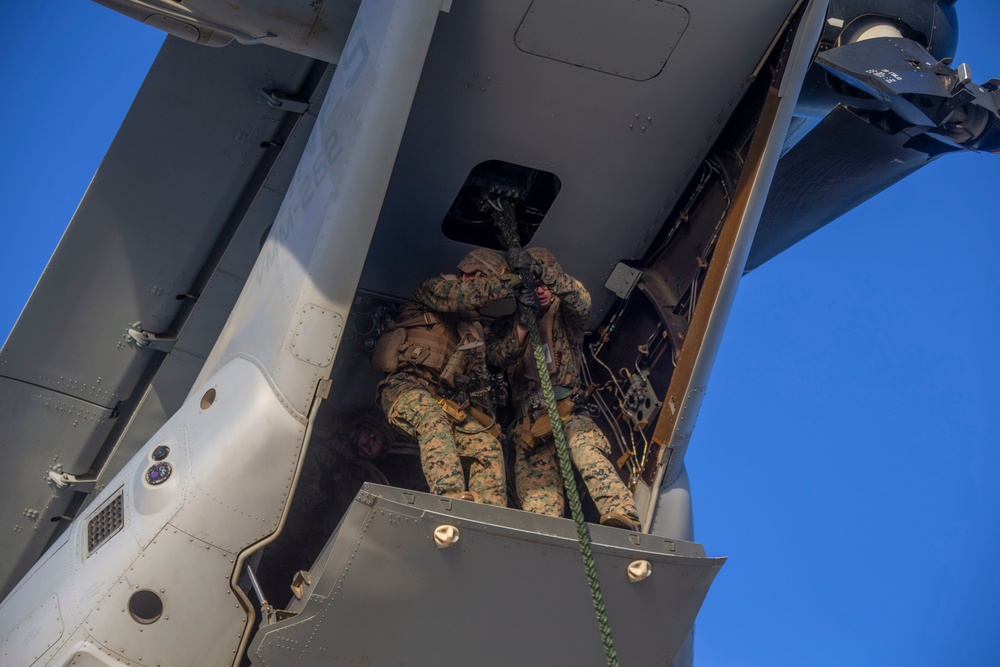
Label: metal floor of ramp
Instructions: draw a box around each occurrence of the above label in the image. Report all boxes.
[249,484,724,666]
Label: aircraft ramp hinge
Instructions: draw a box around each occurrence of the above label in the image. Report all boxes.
[125,322,177,352]
[47,469,98,492]
[262,88,311,115]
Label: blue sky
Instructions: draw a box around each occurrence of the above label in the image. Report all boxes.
[1,2,997,666]
[688,3,1000,665]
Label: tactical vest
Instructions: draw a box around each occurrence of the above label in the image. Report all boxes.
[372,310,460,378]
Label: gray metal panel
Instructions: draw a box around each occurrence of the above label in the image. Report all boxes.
[81,527,246,667]
[515,0,689,81]
[2,593,64,666]
[96,0,362,64]
[193,0,446,419]
[359,0,798,325]
[0,378,114,593]
[0,37,322,597]
[748,105,942,272]
[94,70,333,493]
[250,484,724,667]
[0,37,314,408]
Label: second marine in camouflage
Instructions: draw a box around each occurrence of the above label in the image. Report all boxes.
[373,250,516,506]
[487,248,641,530]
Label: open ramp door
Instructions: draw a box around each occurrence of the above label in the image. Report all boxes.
[249,484,724,666]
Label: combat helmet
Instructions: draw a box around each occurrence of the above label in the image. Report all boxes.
[526,247,561,273]
[457,248,509,277]
[348,410,394,460]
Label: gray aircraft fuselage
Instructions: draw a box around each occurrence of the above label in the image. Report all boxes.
[1,1,996,666]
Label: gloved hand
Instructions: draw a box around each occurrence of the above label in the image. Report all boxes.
[517,269,541,313]
[507,245,532,272]
[502,273,522,288]
[531,256,561,288]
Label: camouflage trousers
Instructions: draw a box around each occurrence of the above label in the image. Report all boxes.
[515,413,638,520]
[381,378,506,506]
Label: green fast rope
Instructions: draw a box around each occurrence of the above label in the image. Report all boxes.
[494,203,619,667]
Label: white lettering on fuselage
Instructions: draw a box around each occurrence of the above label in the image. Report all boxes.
[254,32,371,288]
[866,68,903,85]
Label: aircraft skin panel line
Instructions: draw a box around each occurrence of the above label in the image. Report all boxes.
[0,37,323,598]
[4,2,997,666]
[1,2,449,665]
[193,0,447,420]
[0,357,304,667]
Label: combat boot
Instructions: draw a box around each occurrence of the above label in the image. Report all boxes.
[444,490,481,502]
[599,512,640,531]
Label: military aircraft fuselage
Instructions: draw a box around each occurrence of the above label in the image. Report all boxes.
[1,1,996,665]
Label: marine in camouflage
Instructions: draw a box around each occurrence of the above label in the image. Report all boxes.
[485,265,589,402]
[413,248,520,314]
[487,249,639,522]
[457,247,510,277]
[375,255,511,506]
[256,418,391,598]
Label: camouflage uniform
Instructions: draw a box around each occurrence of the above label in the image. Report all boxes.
[413,272,516,313]
[487,250,639,522]
[377,264,514,507]
[379,373,505,505]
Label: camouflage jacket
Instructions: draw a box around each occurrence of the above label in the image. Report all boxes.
[379,274,513,406]
[413,273,517,313]
[486,270,591,408]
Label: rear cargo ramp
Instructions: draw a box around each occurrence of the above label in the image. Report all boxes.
[250,484,724,666]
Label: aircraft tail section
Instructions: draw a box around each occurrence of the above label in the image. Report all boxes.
[0,2,450,665]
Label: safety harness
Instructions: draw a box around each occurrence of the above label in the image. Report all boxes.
[374,308,499,436]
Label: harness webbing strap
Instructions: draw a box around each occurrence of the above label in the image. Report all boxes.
[392,311,441,328]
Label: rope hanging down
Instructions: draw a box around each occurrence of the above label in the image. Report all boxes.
[492,201,619,667]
